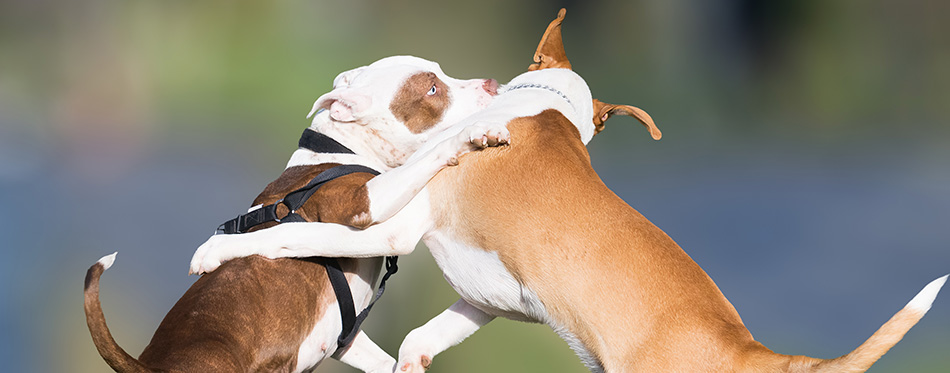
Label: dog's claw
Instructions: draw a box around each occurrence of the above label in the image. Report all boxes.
[439,121,510,167]
[466,121,511,149]
[396,357,430,373]
[421,355,431,369]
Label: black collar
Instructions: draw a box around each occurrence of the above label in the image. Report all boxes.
[298,129,355,154]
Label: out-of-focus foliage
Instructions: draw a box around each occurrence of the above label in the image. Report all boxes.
[1,1,948,372]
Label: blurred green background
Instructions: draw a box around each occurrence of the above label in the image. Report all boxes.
[2,0,949,372]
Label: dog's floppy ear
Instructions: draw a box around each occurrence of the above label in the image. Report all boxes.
[592,99,661,140]
[332,66,367,89]
[308,88,373,122]
[528,8,572,71]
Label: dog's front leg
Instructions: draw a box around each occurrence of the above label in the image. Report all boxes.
[364,120,509,224]
[396,298,495,373]
[190,195,431,274]
[333,331,396,373]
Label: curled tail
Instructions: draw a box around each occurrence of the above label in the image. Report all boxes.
[84,253,152,373]
[796,275,948,373]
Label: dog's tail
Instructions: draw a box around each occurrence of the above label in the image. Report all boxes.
[84,253,153,373]
[792,274,948,373]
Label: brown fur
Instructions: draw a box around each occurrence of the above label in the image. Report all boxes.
[592,98,661,139]
[421,8,928,372]
[84,163,381,371]
[389,72,451,133]
[137,257,336,372]
[428,110,776,371]
[252,164,376,229]
[85,262,151,373]
[528,8,571,71]
[427,107,928,372]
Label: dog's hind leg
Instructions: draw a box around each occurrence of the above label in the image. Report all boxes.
[396,298,495,373]
[333,331,396,373]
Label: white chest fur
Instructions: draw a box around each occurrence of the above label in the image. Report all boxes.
[422,229,605,371]
[293,257,382,372]
[422,231,548,323]
[293,301,340,372]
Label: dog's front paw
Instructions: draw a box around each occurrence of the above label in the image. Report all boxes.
[396,355,432,373]
[466,121,510,149]
[437,121,511,167]
[189,235,236,275]
[397,337,435,373]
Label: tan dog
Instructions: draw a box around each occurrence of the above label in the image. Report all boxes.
[85,56,504,373]
[192,9,946,372]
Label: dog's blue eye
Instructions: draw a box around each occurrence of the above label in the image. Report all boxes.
[427,85,437,96]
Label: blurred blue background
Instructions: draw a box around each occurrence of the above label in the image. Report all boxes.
[1,0,948,372]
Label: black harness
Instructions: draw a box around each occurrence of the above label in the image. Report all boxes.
[216,128,399,349]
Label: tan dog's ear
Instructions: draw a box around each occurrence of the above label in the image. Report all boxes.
[592,99,661,140]
[528,8,572,71]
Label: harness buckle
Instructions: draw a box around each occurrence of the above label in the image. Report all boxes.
[273,198,294,223]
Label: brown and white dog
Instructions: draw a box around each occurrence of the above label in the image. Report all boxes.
[190,10,947,373]
[84,56,504,372]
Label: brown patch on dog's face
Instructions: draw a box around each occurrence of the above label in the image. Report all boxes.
[389,72,451,134]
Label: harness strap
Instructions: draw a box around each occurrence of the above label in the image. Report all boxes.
[215,129,401,349]
[216,164,380,234]
[280,164,379,217]
[324,258,357,344]
[335,256,398,347]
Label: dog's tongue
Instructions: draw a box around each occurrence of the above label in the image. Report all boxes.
[528,8,572,71]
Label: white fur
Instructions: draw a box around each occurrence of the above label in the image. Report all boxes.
[550,324,604,373]
[334,331,396,373]
[365,122,509,223]
[98,252,117,271]
[188,55,499,371]
[193,65,946,371]
[294,257,383,372]
[192,191,433,271]
[424,230,547,322]
[396,298,495,373]
[422,229,605,371]
[500,69,595,144]
[294,301,341,372]
[190,56,501,273]
[191,124,510,271]
[906,274,948,313]
[307,56,496,169]
[191,66,598,368]
[286,112,392,171]
[286,148,388,171]
[411,69,595,151]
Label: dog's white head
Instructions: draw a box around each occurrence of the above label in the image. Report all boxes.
[307,56,497,168]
